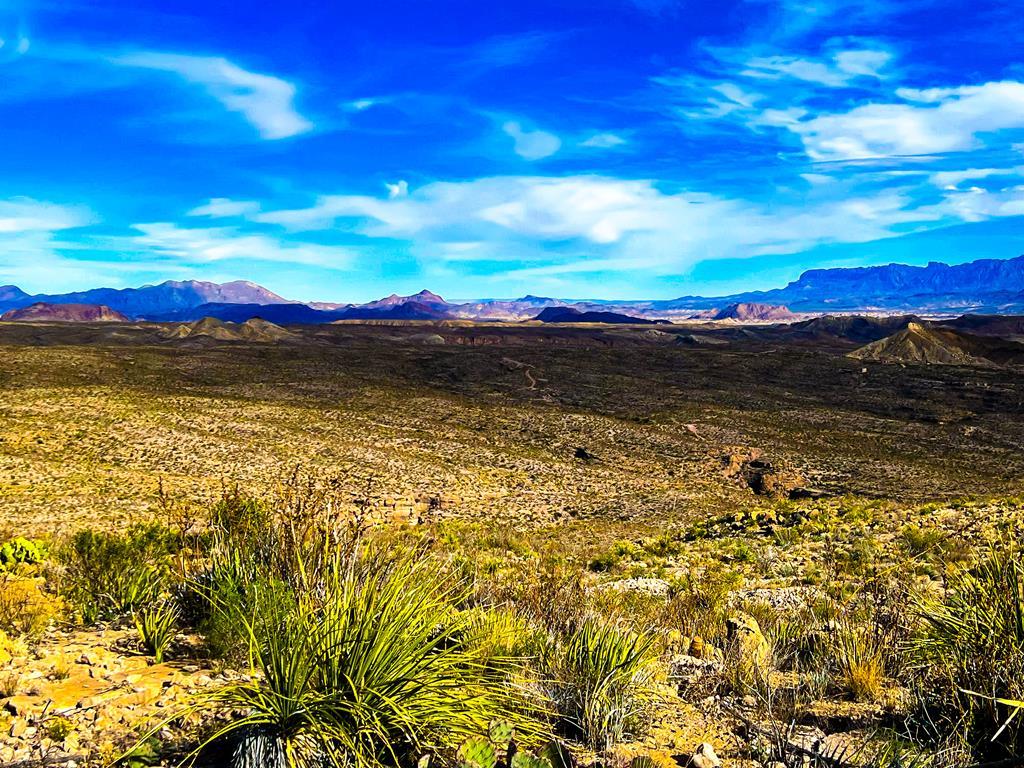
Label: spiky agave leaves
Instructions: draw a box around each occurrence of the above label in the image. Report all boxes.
[189,545,547,768]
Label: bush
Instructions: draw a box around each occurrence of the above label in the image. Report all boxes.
[134,601,179,663]
[57,524,176,623]
[0,574,60,639]
[910,542,1024,758]
[544,618,660,750]
[834,622,886,702]
[659,565,740,642]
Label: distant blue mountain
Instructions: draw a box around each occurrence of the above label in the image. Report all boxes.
[0,280,290,317]
[655,255,1024,312]
[147,300,453,324]
[3,254,1024,322]
[534,306,668,324]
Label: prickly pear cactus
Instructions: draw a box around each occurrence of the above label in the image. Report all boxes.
[511,752,552,768]
[0,537,44,569]
[458,736,497,768]
[629,756,657,768]
[489,719,516,750]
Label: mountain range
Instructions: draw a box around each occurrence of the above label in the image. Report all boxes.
[2,254,1023,324]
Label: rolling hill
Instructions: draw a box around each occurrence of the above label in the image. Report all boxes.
[848,322,1024,367]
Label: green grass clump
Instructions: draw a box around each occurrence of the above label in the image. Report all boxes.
[57,523,177,623]
[134,601,178,663]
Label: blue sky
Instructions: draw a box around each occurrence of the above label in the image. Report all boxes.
[1,0,1023,302]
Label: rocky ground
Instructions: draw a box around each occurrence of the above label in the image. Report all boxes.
[0,321,1022,766]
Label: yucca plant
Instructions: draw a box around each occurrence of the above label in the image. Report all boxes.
[134,601,179,663]
[544,617,660,751]
[910,542,1024,757]
[186,545,547,768]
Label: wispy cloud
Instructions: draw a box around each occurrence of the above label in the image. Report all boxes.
[794,81,1024,160]
[111,52,313,139]
[0,197,94,232]
[0,198,101,290]
[580,132,627,149]
[250,173,1024,278]
[741,48,892,87]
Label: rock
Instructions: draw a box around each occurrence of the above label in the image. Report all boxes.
[687,636,721,661]
[689,743,721,768]
[3,695,38,717]
[726,612,772,686]
[719,449,809,499]
[606,578,671,597]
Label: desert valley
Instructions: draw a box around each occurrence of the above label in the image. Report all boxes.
[0,255,1023,768]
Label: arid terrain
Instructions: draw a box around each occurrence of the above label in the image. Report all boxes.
[1,317,1023,767]
[1,319,1022,536]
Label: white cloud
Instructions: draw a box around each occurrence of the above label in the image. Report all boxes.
[793,81,1024,160]
[928,168,1009,189]
[186,198,261,218]
[385,180,409,199]
[743,55,849,87]
[0,199,100,291]
[129,222,352,267]
[251,173,1024,276]
[502,121,561,160]
[111,52,313,139]
[835,49,891,78]
[581,133,627,149]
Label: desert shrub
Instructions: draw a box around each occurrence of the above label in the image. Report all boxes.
[543,618,660,750]
[900,525,948,561]
[485,564,588,637]
[187,542,546,768]
[44,716,73,742]
[57,523,177,623]
[834,621,886,702]
[0,670,21,698]
[659,565,741,642]
[134,601,179,663]
[0,574,60,639]
[0,537,45,571]
[910,542,1024,757]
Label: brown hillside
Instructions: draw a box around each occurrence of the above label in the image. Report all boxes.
[1,302,128,322]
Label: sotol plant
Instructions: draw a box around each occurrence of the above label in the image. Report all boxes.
[911,541,1024,756]
[544,617,661,750]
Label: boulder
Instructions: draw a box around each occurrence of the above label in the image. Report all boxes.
[688,743,721,768]
[720,450,809,499]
